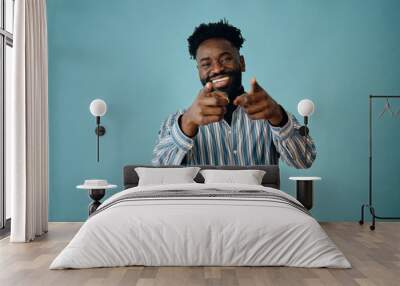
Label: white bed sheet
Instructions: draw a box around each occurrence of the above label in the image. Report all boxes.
[50,183,351,269]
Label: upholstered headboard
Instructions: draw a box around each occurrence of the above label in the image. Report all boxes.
[123,165,280,189]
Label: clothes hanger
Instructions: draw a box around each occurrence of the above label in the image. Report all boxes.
[378,97,394,118]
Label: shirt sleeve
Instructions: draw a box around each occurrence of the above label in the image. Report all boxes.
[152,110,194,166]
[269,111,316,169]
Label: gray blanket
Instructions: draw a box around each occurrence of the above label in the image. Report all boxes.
[90,189,310,217]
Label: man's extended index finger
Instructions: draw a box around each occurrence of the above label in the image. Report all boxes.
[250,77,262,93]
[201,82,213,97]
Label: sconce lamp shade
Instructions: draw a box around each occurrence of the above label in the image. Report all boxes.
[297,99,315,117]
[90,99,107,117]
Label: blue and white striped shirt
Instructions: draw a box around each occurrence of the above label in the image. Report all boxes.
[152,107,316,168]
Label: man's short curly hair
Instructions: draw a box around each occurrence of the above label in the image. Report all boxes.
[187,19,245,59]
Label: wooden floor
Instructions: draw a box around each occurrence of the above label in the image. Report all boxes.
[0,222,399,286]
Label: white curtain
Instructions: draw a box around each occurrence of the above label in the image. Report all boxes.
[8,0,49,242]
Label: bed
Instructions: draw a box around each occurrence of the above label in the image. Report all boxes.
[50,165,350,269]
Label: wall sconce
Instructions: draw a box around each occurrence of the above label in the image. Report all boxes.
[89,99,107,162]
[297,99,315,136]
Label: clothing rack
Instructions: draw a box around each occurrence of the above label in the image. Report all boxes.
[359,95,400,230]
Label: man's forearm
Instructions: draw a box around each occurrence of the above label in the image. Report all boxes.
[179,113,199,138]
[268,105,288,127]
[270,113,316,169]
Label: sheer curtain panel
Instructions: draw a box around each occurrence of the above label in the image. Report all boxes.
[8,0,48,242]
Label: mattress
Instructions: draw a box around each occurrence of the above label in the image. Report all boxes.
[50,183,351,269]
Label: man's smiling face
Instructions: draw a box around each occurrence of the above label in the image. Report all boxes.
[196,38,245,96]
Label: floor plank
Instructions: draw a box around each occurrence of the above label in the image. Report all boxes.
[0,222,399,286]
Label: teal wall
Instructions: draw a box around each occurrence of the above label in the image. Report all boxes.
[47,0,400,221]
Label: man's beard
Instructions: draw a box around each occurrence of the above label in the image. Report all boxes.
[200,70,243,103]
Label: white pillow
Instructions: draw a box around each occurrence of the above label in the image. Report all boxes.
[200,169,266,185]
[135,167,200,186]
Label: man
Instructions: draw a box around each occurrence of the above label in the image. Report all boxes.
[152,20,316,168]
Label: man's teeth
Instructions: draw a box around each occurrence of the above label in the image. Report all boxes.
[212,77,229,83]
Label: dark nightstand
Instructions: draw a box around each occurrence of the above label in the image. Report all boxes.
[77,180,117,215]
[289,177,321,210]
